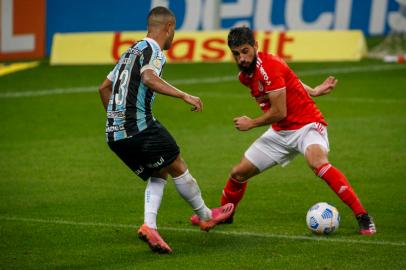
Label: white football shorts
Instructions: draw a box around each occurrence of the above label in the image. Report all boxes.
[245,122,330,172]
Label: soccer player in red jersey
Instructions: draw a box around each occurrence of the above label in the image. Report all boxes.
[191,27,376,235]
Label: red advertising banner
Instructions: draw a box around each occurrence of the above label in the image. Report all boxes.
[51,30,367,65]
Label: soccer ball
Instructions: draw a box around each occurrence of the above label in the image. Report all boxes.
[306,202,340,235]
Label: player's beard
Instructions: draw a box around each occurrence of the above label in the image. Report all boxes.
[238,55,257,74]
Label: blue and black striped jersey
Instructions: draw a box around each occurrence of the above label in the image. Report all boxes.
[105,38,166,142]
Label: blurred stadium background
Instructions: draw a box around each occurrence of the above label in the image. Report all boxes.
[1,0,406,269]
[2,0,406,64]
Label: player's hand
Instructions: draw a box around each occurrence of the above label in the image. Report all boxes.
[313,76,338,96]
[183,94,203,112]
[234,116,253,131]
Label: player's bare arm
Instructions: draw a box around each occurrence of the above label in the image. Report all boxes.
[141,69,203,112]
[302,76,338,97]
[234,88,287,131]
[99,79,113,111]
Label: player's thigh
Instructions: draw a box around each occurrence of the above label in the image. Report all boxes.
[245,128,294,170]
[140,122,181,174]
[298,123,329,154]
[108,121,181,180]
[298,124,330,169]
[160,154,188,178]
[304,144,329,170]
[244,142,279,173]
[108,137,153,181]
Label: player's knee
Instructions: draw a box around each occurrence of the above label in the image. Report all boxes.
[307,159,327,171]
[308,158,329,173]
[152,170,168,180]
[305,145,328,171]
[230,166,250,182]
[166,155,188,178]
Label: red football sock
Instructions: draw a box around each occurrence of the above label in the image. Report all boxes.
[220,177,247,209]
[314,163,367,216]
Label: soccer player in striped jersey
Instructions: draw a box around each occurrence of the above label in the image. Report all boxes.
[190,27,376,235]
[98,7,234,254]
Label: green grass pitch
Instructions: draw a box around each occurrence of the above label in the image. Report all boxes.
[0,57,405,269]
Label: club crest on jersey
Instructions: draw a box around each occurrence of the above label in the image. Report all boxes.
[153,59,162,69]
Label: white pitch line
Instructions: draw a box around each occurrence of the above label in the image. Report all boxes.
[1,64,405,99]
[0,86,96,98]
[1,215,405,247]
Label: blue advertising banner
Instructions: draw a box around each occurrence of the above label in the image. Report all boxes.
[46,0,403,54]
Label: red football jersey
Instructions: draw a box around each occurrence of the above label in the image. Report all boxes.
[239,52,327,131]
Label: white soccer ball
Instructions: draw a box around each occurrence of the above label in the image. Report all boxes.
[306,202,340,235]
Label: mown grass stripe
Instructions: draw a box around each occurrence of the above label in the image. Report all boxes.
[1,215,405,247]
[1,64,405,98]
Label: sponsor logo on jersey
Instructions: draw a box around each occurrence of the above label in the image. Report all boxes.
[127,47,141,55]
[121,57,131,64]
[259,65,271,85]
[105,124,125,132]
[107,111,126,118]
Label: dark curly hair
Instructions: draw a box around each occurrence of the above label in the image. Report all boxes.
[227,27,255,48]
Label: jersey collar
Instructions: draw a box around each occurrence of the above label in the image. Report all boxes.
[144,37,161,51]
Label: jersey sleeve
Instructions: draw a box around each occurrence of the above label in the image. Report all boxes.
[262,60,286,93]
[107,64,119,82]
[139,46,163,76]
